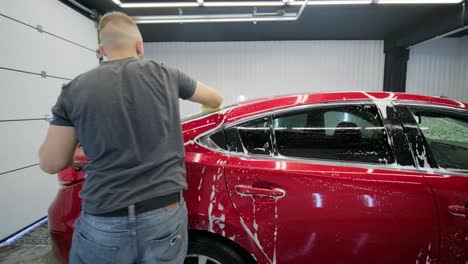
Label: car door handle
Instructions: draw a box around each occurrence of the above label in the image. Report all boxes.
[448,205,468,218]
[235,185,285,198]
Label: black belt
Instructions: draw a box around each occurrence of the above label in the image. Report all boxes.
[92,192,181,217]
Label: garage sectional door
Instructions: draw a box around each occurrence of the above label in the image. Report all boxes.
[0,0,98,240]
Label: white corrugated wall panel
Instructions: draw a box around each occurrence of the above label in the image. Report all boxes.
[407,36,468,101]
[0,0,98,240]
[0,166,58,240]
[0,15,97,79]
[0,121,48,174]
[144,41,385,117]
[0,70,64,120]
[0,0,97,49]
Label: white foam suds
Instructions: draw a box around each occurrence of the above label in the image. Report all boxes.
[272,226,278,264]
[253,219,259,235]
[452,99,466,108]
[198,177,203,190]
[208,185,216,232]
[210,185,216,201]
[361,91,394,120]
[238,217,272,263]
[208,202,214,232]
[184,140,195,146]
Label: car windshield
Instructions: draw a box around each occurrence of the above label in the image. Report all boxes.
[181,103,238,123]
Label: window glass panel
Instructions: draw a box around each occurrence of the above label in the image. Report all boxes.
[273,105,394,164]
[200,130,227,151]
[410,107,468,172]
[210,130,227,150]
[224,127,243,153]
[226,118,272,155]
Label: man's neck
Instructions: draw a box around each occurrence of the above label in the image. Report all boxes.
[106,52,138,61]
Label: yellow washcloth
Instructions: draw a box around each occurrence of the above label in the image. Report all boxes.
[201,105,221,113]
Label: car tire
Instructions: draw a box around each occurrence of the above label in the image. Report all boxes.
[185,235,253,264]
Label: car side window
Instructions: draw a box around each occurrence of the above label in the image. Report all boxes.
[273,104,394,164]
[225,117,273,156]
[409,106,468,173]
[199,130,228,151]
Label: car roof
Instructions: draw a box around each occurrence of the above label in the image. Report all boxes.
[224,91,468,123]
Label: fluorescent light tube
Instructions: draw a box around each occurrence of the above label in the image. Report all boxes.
[120,2,199,8]
[116,0,462,9]
[204,1,285,7]
[134,15,297,23]
[378,0,462,3]
[118,1,372,8]
[291,0,372,4]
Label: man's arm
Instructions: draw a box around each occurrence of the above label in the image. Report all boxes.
[189,81,223,109]
[39,125,77,174]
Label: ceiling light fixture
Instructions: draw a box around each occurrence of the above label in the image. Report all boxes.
[117,0,373,8]
[203,1,285,7]
[133,0,309,24]
[114,0,463,8]
[120,2,199,8]
[133,10,299,24]
[291,0,372,5]
[135,16,297,23]
[377,0,462,3]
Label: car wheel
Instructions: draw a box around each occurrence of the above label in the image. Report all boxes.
[184,235,252,264]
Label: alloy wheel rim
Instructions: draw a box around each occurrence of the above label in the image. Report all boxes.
[185,254,223,264]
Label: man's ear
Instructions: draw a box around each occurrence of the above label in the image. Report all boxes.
[98,44,107,57]
[136,39,144,58]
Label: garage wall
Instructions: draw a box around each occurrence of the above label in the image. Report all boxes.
[144,41,385,117]
[407,36,468,102]
[0,0,98,240]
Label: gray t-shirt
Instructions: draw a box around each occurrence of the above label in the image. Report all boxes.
[50,57,196,214]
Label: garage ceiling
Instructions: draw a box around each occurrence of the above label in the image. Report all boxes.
[69,0,467,42]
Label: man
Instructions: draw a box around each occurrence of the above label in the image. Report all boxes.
[39,11,223,264]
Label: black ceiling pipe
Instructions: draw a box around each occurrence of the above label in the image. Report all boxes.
[59,0,101,21]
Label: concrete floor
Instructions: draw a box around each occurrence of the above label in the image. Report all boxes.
[0,222,58,264]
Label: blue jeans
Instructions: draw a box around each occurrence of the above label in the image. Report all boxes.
[69,198,188,264]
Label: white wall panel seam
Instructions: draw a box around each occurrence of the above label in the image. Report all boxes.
[0,164,39,176]
[0,12,96,53]
[0,67,72,81]
[0,15,98,80]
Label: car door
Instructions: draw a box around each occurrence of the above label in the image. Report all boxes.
[223,102,439,264]
[396,104,468,264]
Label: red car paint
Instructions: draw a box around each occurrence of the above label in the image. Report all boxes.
[48,92,468,264]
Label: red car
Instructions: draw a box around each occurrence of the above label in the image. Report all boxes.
[48,92,468,264]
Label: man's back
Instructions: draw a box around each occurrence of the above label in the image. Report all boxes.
[55,57,195,214]
[39,12,222,264]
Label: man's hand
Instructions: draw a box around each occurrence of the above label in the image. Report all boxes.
[39,125,77,174]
